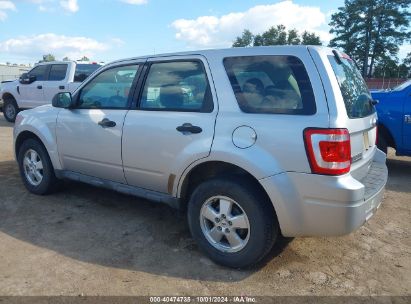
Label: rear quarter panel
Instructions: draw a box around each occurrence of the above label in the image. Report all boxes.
[176,46,330,197]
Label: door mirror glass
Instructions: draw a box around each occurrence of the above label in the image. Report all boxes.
[19,73,36,84]
[52,92,73,108]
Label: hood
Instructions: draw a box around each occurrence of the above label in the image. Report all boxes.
[0,79,19,90]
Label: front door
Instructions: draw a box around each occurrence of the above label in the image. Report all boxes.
[19,64,48,108]
[122,56,218,194]
[56,63,141,183]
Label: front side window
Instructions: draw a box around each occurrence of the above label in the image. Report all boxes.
[77,65,138,109]
[48,64,68,81]
[28,65,48,81]
[328,55,375,118]
[139,61,213,112]
[224,56,316,115]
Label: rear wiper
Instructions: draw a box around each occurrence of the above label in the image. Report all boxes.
[332,50,343,65]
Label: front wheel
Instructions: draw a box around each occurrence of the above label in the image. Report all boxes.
[188,177,279,268]
[17,139,60,195]
[3,97,19,123]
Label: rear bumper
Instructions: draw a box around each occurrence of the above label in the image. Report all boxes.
[260,149,388,237]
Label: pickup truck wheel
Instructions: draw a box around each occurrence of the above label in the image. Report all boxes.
[188,177,278,268]
[3,98,19,123]
[17,139,60,195]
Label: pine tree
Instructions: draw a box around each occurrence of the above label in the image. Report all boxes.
[329,0,411,77]
[232,30,254,47]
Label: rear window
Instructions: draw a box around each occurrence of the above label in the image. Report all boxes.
[74,64,101,82]
[48,64,68,81]
[328,55,375,119]
[223,56,316,115]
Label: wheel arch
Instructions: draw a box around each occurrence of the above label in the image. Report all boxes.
[378,123,396,149]
[15,131,47,159]
[14,126,62,171]
[2,92,17,102]
[178,160,277,216]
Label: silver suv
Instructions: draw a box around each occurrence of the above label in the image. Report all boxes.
[14,46,388,268]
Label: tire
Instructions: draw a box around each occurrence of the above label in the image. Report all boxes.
[377,132,388,154]
[187,177,278,268]
[3,97,19,123]
[17,138,60,195]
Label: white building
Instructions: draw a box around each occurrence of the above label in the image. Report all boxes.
[0,64,31,82]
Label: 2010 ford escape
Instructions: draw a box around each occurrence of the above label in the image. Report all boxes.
[13,46,388,268]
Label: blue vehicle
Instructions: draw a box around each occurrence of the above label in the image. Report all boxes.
[371,79,411,156]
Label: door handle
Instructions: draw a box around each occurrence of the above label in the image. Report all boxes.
[98,118,116,128]
[176,123,202,134]
[37,85,42,89]
[405,115,411,124]
[59,85,65,90]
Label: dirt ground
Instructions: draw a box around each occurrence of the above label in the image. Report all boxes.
[0,115,410,296]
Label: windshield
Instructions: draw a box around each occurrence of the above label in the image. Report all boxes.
[392,79,411,92]
[328,55,375,119]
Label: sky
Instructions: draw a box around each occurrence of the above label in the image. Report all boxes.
[0,0,409,64]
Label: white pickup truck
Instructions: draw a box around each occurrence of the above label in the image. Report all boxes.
[0,61,101,122]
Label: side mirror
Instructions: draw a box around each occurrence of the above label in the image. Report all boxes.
[19,73,36,84]
[52,92,75,108]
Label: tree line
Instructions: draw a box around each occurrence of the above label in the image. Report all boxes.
[39,54,90,63]
[232,0,411,78]
[233,25,322,47]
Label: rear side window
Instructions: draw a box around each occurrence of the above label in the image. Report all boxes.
[139,61,213,112]
[328,55,375,119]
[48,64,68,81]
[224,56,316,115]
[74,64,101,82]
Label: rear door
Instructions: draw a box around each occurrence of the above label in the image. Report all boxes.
[43,63,69,102]
[122,56,218,194]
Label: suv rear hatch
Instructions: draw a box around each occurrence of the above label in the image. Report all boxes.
[326,50,378,181]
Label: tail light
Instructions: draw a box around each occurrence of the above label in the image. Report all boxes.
[304,128,351,175]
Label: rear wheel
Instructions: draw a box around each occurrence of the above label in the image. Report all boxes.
[3,97,19,123]
[17,139,60,195]
[188,177,278,268]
